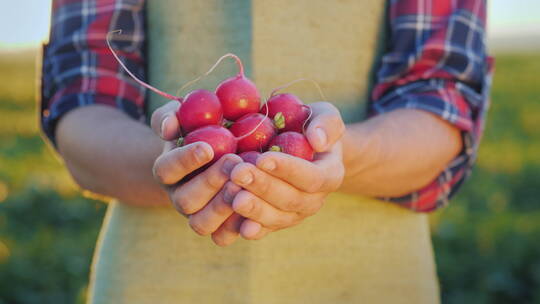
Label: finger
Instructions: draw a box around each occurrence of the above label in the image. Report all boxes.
[150,100,181,140]
[240,220,272,240]
[153,142,214,185]
[305,102,345,152]
[256,152,325,193]
[188,182,241,236]
[256,143,344,193]
[172,154,242,215]
[211,213,244,247]
[230,163,312,214]
[232,190,299,230]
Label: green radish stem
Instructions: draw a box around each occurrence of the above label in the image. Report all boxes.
[176,137,185,147]
[269,146,281,152]
[106,30,182,101]
[273,112,286,129]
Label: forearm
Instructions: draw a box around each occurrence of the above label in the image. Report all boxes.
[340,109,462,197]
[56,105,169,207]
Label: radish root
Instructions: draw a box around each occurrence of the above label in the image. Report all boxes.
[302,105,313,134]
[234,104,270,141]
[269,78,324,134]
[106,30,181,101]
[176,53,245,97]
[269,78,326,101]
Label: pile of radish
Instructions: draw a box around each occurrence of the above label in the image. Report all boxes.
[107,33,316,168]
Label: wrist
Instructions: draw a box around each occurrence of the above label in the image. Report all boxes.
[342,118,385,178]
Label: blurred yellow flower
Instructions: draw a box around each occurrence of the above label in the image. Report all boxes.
[0,241,10,263]
[0,182,8,203]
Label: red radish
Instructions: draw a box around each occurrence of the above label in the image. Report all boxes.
[176,89,223,133]
[217,76,260,120]
[239,151,261,165]
[262,93,310,133]
[230,113,277,153]
[183,125,237,164]
[268,131,314,161]
[181,113,271,164]
[214,54,261,120]
[108,33,226,134]
[175,53,260,120]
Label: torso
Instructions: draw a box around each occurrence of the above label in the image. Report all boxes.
[88,1,440,303]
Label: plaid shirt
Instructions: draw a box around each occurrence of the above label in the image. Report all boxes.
[41,0,493,212]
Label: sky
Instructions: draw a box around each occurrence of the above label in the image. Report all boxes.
[0,0,539,50]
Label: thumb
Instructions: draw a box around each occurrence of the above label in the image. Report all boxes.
[150,100,181,140]
[305,102,346,152]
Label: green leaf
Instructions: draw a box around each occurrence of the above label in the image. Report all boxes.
[176,137,185,147]
[269,145,281,152]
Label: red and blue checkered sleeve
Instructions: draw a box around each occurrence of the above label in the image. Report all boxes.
[369,0,494,212]
[40,0,147,147]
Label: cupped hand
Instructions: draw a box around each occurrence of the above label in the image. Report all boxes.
[151,101,244,245]
[219,101,346,241]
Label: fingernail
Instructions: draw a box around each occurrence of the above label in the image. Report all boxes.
[194,144,211,163]
[261,159,276,171]
[238,172,253,185]
[222,159,237,175]
[160,116,169,136]
[315,127,327,148]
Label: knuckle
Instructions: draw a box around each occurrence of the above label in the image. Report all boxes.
[249,198,263,219]
[305,176,324,193]
[285,197,303,211]
[211,233,229,247]
[268,215,290,230]
[178,149,200,171]
[255,174,271,197]
[174,191,197,215]
[153,158,171,185]
[211,199,232,217]
[237,191,257,216]
[189,218,211,236]
[203,170,226,190]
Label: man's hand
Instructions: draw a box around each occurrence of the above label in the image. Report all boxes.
[216,102,346,241]
[151,101,243,244]
[151,101,345,246]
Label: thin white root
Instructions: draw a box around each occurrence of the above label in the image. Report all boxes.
[106,30,181,101]
[302,105,313,134]
[235,109,270,141]
[269,78,327,101]
[175,53,245,97]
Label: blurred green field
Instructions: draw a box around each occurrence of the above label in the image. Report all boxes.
[0,50,539,304]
